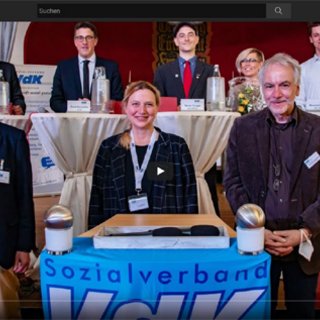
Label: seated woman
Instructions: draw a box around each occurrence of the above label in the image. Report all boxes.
[88,80,198,229]
[228,48,265,114]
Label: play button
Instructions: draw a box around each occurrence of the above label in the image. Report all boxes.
[157,166,165,176]
[147,162,173,181]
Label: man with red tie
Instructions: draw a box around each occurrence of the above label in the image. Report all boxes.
[153,22,220,215]
[153,22,213,103]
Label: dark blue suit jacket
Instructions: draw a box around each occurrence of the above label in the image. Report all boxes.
[0,123,35,269]
[0,61,26,113]
[88,128,198,229]
[50,56,124,112]
[153,58,213,104]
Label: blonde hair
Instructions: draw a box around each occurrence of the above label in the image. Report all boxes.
[235,48,265,74]
[120,80,160,149]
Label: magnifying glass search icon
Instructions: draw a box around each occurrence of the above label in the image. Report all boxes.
[275,6,283,14]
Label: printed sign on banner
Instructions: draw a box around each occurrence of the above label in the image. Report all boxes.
[41,238,271,319]
[16,64,64,195]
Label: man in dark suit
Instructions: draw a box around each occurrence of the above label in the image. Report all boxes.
[153,22,213,103]
[224,53,320,319]
[50,21,123,112]
[153,22,220,216]
[0,122,35,318]
[0,61,26,114]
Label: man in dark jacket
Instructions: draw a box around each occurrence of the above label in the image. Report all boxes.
[224,52,320,319]
[0,61,26,114]
[153,22,219,216]
[50,21,123,112]
[0,122,35,318]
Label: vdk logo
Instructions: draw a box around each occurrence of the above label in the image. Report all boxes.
[46,287,267,319]
[19,74,43,84]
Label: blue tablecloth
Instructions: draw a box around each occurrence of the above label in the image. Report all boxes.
[41,237,271,319]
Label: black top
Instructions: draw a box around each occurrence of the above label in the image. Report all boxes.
[125,142,158,212]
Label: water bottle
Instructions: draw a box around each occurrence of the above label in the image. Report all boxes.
[213,64,221,77]
[0,69,10,114]
[91,66,110,113]
[206,64,226,111]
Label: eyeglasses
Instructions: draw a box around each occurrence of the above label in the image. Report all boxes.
[74,35,95,42]
[273,164,281,192]
[240,58,258,64]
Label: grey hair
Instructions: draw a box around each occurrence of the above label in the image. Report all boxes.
[258,53,301,85]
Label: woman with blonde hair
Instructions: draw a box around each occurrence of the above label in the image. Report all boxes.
[228,48,265,114]
[88,80,198,228]
[235,47,265,80]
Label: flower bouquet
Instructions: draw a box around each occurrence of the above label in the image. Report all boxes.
[227,77,265,115]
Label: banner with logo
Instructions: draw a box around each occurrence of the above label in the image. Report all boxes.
[41,238,271,319]
[16,64,64,195]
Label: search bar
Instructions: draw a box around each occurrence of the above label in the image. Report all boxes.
[38,3,266,19]
[266,3,292,19]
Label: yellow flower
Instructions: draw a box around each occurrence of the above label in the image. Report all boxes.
[238,106,245,113]
[238,93,245,99]
[242,99,249,105]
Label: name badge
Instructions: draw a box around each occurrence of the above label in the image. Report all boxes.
[305,99,320,111]
[0,170,10,184]
[128,193,149,212]
[180,99,205,111]
[67,100,91,113]
[304,151,320,169]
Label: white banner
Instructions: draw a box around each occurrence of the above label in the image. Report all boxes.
[16,64,64,195]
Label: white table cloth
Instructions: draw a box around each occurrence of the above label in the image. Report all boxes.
[0,114,32,133]
[155,111,240,216]
[31,111,240,235]
[31,113,129,235]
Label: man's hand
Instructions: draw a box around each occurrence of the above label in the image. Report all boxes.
[12,251,30,274]
[264,229,301,256]
[10,105,24,115]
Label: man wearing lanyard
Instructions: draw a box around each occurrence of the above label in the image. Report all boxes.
[50,21,123,112]
[224,53,320,319]
[153,21,220,216]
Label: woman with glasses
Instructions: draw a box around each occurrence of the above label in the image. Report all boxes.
[227,48,265,115]
[88,80,198,229]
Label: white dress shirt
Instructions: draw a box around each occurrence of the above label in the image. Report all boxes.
[296,54,320,110]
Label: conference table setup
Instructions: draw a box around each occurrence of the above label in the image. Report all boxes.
[31,111,240,235]
[40,214,271,319]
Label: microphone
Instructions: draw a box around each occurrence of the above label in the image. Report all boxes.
[190,225,220,236]
[152,227,183,236]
